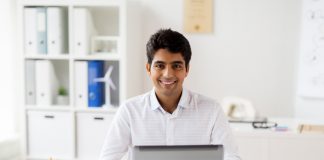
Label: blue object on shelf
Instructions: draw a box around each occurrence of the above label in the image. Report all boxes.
[88,60,105,107]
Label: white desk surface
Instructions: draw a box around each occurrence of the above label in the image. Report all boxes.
[230,117,324,138]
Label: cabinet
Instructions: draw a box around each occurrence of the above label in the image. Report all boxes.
[76,112,115,159]
[232,119,324,160]
[27,111,74,159]
[18,0,143,159]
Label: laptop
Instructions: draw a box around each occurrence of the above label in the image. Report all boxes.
[132,145,223,160]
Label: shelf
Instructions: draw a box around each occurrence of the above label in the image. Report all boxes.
[26,156,74,160]
[71,0,122,7]
[75,107,119,113]
[25,105,119,113]
[73,54,120,61]
[20,1,142,159]
[93,36,119,41]
[26,105,72,112]
[20,0,122,7]
[19,0,70,6]
[24,54,70,60]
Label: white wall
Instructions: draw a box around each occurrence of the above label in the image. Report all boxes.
[140,0,301,117]
[0,0,17,135]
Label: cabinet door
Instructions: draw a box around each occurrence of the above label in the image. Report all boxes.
[268,136,324,160]
[27,111,73,159]
[76,112,115,159]
[235,136,268,160]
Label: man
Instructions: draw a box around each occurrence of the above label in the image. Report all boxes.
[99,29,241,160]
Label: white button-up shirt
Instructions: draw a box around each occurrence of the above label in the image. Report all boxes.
[99,88,241,160]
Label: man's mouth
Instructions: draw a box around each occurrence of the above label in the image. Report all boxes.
[159,80,177,85]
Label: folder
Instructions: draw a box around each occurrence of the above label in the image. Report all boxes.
[35,60,58,105]
[25,60,36,105]
[36,7,47,54]
[298,124,324,133]
[88,61,104,107]
[24,8,37,55]
[74,61,88,107]
[73,8,97,55]
[47,7,68,55]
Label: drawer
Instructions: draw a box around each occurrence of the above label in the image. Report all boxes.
[76,112,115,159]
[27,111,73,159]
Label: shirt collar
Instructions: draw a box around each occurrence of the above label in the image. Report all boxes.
[149,88,190,110]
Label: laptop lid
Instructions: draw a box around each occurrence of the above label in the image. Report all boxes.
[132,145,223,160]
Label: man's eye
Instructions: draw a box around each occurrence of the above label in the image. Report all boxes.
[154,64,164,69]
[173,64,183,70]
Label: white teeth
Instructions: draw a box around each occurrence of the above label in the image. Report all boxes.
[161,81,175,85]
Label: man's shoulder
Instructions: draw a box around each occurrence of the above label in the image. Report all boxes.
[188,89,216,103]
[120,91,150,109]
[187,89,221,110]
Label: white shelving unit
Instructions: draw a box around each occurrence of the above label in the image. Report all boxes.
[17,0,143,159]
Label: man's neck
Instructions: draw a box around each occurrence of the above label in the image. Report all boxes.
[155,90,182,114]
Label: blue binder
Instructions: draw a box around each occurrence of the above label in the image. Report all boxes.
[36,7,47,54]
[88,61,105,107]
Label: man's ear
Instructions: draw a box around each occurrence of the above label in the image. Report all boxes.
[146,63,151,75]
[185,64,190,77]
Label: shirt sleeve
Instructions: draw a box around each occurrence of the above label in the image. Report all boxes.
[211,102,241,160]
[99,105,131,160]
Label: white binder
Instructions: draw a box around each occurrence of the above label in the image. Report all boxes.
[24,8,37,55]
[25,60,36,105]
[73,8,97,55]
[36,7,47,54]
[74,61,88,107]
[47,7,68,55]
[35,60,58,105]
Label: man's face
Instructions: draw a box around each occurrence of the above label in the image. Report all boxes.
[146,49,189,97]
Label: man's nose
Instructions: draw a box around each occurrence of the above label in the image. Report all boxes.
[163,65,174,77]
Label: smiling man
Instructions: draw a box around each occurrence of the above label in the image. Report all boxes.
[99,29,241,160]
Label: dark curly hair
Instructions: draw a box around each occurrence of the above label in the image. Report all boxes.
[146,29,192,70]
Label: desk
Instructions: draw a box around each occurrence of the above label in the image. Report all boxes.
[231,118,324,160]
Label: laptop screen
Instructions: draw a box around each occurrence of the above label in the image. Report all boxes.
[132,145,223,160]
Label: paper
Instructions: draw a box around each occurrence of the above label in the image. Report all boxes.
[184,0,213,33]
[297,0,324,98]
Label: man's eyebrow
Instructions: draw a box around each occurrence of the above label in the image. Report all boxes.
[153,61,165,64]
[171,61,184,64]
[153,61,184,64]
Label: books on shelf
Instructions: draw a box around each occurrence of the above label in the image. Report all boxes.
[26,59,118,108]
[73,8,97,55]
[75,60,118,108]
[74,61,88,107]
[25,60,36,105]
[24,7,47,55]
[35,60,59,105]
[47,7,68,55]
[23,6,121,108]
[88,61,105,107]
[24,7,68,55]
